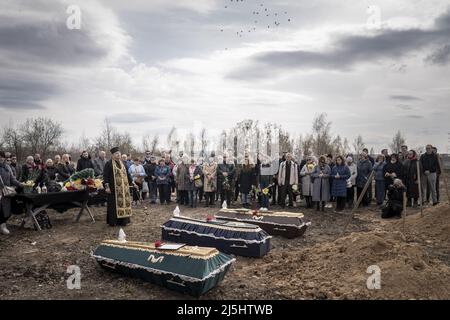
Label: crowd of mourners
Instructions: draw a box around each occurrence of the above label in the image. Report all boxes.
[0,143,444,235]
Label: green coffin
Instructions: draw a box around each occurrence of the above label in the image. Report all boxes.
[92,240,235,296]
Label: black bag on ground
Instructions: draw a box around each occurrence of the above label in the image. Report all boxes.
[34,210,52,230]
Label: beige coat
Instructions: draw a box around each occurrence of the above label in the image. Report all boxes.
[203,162,217,192]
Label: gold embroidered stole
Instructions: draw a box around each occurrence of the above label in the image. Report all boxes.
[112,160,132,218]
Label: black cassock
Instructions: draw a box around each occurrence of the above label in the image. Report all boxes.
[103,160,133,226]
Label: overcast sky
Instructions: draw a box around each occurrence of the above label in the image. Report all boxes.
[1,0,449,152]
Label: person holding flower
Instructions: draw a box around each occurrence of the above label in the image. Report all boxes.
[186,158,203,208]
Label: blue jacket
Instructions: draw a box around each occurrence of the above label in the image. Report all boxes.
[331,165,351,197]
[373,161,386,181]
[356,159,373,188]
[155,165,171,185]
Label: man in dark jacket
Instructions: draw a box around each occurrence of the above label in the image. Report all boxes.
[420,145,439,205]
[144,156,158,204]
[76,151,94,172]
[93,151,107,177]
[217,153,235,207]
[10,154,21,179]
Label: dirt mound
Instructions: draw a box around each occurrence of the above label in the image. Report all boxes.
[1,203,448,300]
[392,203,450,242]
[224,205,450,300]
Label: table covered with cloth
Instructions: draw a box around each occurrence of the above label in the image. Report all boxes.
[15,190,95,231]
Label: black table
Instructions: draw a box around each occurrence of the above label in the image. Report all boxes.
[16,190,95,231]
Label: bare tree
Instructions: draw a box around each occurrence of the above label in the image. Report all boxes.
[311,113,333,156]
[112,131,135,155]
[166,126,177,152]
[150,135,159,155]
[21,117,63,157]
[389,130,406,154]
[353,135,365,155]
[301,134,314,157]
[1,122,25,160]
[95,117,114,151]
[343,138,350,156]
[200,128,208,157]
[332,135,344,155]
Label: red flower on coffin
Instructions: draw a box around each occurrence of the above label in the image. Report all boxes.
[154,240,162,248]
[206,215,215,222]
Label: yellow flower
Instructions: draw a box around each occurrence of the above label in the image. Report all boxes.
[94,179,103,189]
[262,188,269,195]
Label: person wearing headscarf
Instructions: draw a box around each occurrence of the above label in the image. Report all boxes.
[311,155,331,212]
[103,147,134,227]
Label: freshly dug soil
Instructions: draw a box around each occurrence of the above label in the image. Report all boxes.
[0,200,448,300]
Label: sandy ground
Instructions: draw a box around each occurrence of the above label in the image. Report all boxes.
[0,196,449,300]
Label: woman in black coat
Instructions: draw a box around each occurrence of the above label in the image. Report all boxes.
[383,153,403,189]
[238,160,256,208]
[0,151,23,235]
[382,179,405,219]
[402,150,420,207]
[56,154,75,181]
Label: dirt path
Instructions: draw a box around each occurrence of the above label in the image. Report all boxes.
[0,200,448,300]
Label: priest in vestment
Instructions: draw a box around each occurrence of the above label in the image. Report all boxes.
[103,147,134,226]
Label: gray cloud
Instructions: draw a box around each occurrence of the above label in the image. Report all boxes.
[229,8,450,79]
[0,75,57,110]
[425,44,450,65]
[390,95,422,101]
[109,113,161,124]
[405,115,424,119]
[0,0,125,111]
[395,104,413,110]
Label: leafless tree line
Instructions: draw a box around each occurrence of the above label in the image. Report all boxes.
[1,114,408,161]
